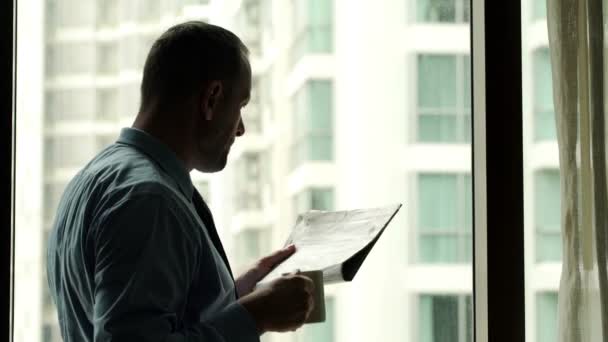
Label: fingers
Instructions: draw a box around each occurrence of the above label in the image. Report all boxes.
[259,244,296,269]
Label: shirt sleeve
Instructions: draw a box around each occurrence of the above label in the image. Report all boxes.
[92,193,260,342]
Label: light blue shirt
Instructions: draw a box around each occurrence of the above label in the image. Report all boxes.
[47,128,260,342]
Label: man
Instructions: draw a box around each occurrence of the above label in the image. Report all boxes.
[47,21,314,342]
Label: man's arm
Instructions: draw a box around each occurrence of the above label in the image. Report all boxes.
[92,193,259,342]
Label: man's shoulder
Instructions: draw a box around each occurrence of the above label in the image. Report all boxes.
[75,144,185,210]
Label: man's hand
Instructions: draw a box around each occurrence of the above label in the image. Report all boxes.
[235,244,296,297]
[238,273,315,334]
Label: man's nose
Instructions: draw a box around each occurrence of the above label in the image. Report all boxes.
[236,117,246,137]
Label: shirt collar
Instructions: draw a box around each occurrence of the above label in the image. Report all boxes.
[117,127,194,199]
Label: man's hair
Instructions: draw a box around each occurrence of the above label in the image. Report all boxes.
[139,21,249,112]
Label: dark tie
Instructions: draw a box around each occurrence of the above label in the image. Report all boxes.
[191,189,235,281]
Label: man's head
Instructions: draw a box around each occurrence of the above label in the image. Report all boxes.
[138,21,251,173]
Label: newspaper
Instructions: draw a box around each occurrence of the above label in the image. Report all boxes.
[259,204,402,285]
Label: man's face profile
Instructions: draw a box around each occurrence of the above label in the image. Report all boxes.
[192,62,252,173]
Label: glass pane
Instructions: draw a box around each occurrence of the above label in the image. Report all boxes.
[419,174,458,232]
[532,0,547,20]
[417,54,469,143]
[523,3,561,342]
[417,0,456,22]
[420,295,472,342]
[419,235,460,263]
[15,1,472,342]
[291,0,333,63]
[418,114,459,142]
[533,48,557,141]
[536,292,558,342]
[418,55,457,108]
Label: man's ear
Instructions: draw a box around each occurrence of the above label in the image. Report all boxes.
[202,81,223,121]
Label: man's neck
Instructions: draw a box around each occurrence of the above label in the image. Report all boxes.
[132,111,194,172]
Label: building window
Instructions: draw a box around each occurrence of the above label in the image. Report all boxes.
[417,174,472,263]
[234,153,262,211]
[54,0,96,29]
[137,0,161,23]
[119,83,141,119]
[44,135,99,170]
[299,296,336,342]
[533,48,556,141]
[535,170,561,262]
[292,80,333,168]
[536,292,558,342]
[533,0,547,20]
[416,0,470,23]
[236,0,262,55]
[417,54,471,143]
[120,35,140,71]
[46,88,96,123]
[47,42,96,76]
[97,0,119,27]
[419,295,472,342]
[234,229,271,269]
[97,88,119,121]
[292,0,333,64]
[97,42,119,75]
[294,188,334,219]
[243,77,262,134]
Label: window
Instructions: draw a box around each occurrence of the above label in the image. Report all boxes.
[533,48,556,141]
[243,77,262,134]
[532,0,547,20]
[419,295,472,342]
[46,42,96,76]
[292,80,333,168]
[97,0,119,27]
[294,188,334,217]
[119,83,141,119]
[97,42,119,75]
[97,88,119,121]
[234,229,271,269]
[44,135,99,170]
[137,0,162,23]
[534,170,561,262]
[292,0,333,63]
[416,0,470,23]
[46,88,96,122]
[53,0,96,29]
[15,1,477,341]
[299,296,336,342]
[234,153,262,211]
[120,35,140,71]
[536,292,558,342]
[417,174,472,263]
[417,54,471,143]
[237,0,262,55]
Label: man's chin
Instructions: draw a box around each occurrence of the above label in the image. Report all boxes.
[196,152,229,173]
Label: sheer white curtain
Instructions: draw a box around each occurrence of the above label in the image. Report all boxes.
[547,0,608,341]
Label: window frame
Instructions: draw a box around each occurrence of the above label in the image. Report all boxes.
[2,1,527,341]
[1,0,15,341]
[472,0,525,341]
